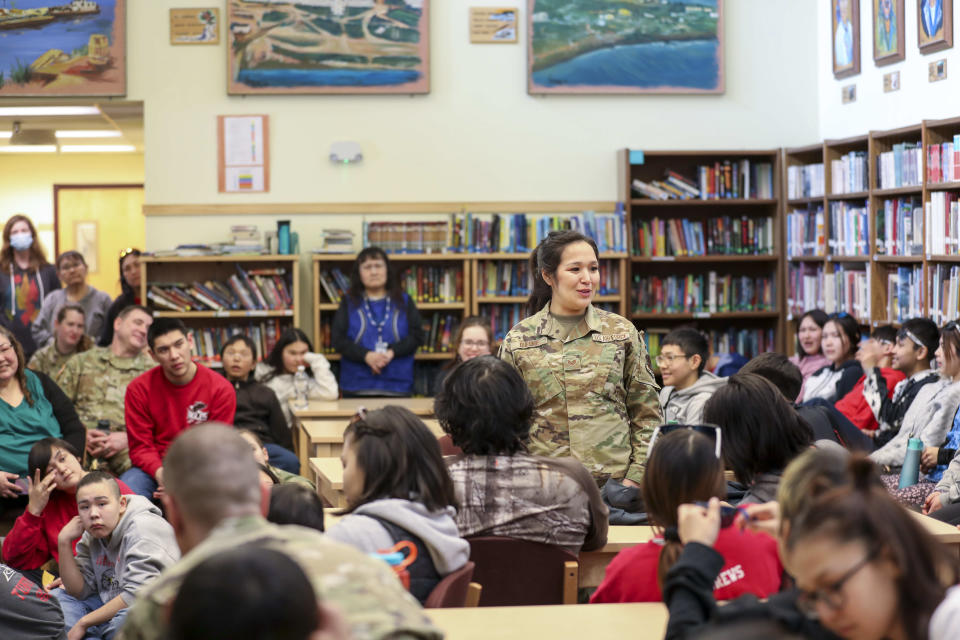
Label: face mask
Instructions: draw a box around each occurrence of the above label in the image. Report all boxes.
[9,232,33,251]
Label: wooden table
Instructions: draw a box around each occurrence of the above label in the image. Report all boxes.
[912,510,960,558]
[310,457,345,508]
[292,397,437,470]
[426,603,667,639]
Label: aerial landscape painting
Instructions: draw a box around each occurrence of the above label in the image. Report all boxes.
[0,0,125,96]
[528,0,723,94]
[228,0,429,95]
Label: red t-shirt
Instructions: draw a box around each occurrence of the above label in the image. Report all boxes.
[834,368,906,432]
[589,526,783,603]
[125,363,236,477]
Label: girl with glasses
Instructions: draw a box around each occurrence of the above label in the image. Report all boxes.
[98,248,142,347]
[431,316,493,395]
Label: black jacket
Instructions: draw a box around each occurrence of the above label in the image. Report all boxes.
[226,374,293,449]
[35,369,85,456]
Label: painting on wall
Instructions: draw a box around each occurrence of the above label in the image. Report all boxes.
[917,0,953,54]
[527,0,723,94]
[0,0,126,97]
[873,0,905,65]
[833,0,861,78]
[227,0,429,95]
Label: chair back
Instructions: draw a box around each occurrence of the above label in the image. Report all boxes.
[467,536,579,606]
[424,561,476,608]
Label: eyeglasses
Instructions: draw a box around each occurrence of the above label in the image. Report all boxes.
[58,262,84,272]
[461,340,489,349]
[649,424,722,459]
[876,338,894,347]
[655,353,693,367]
[796,548,877,618]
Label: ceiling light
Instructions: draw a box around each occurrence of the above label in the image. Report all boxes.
[60,145,136,153]
[10,122,57,146]
[0,132,10,139]
[0,145,57,153]
[0,106,101,117]
[55,130,122,138]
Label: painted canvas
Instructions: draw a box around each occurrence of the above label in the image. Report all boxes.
[227,0,429,95]
[873,0,905,65]
[833,0,861,78]
[527,0,723,94]
[0,0,125,97]
[917,0,953,54]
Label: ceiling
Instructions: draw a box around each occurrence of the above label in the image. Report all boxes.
[0,100,143,152]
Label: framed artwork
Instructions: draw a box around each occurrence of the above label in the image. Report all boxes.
[918,0,953,54]
[170,8,220,46]
[527,0,724,94]
[833,0,861,78]
[0,0,126,97]
[227,0,429,95]
[873,0,905,64]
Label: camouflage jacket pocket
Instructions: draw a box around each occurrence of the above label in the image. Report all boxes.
[513,344,564,406]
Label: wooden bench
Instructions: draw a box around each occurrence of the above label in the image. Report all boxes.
[309,457,345,508]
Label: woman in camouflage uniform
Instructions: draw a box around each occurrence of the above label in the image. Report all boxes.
[499,231,662,494]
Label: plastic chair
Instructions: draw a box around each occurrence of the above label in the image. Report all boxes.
[466,536,579,606]
[424,561,476,608]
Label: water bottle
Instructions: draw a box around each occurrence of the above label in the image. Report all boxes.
[95,419,111,470]
[293,365,309,410]
[898,437,924,489]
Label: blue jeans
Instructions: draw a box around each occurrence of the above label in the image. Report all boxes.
[118,467,158,498]
[55,589,128,640]
[264,443,300,475]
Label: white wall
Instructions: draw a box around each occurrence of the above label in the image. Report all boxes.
[818,0,960,139]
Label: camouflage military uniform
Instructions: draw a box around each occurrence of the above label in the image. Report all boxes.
[27,341,76,379]
[118,515,441,640]
[55,346,155,475]
[499,303,662,485]
[272,464,315,490]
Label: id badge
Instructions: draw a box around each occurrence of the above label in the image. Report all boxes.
[375,339,388,354]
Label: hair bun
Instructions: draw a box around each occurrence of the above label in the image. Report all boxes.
[847,453,882,492]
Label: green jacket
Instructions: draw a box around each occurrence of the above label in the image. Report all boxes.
[499,303,662,485]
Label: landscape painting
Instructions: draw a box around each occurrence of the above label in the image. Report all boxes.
[0,0,125,97]
[527,0,723,94]
[228,0,429,95]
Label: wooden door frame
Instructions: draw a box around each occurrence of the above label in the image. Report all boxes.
[52,183,144,256]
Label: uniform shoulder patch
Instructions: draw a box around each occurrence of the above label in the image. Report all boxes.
[516,337,549,349]
[592,333,629,343]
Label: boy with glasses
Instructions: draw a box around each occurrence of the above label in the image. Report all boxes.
[657,328,726,425]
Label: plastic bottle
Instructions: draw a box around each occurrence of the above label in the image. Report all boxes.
[95,419,111,470]
[898,437,924,489]
[293,365,309,410]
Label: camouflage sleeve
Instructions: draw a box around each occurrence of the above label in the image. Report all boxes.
[623,329,663,485]
[498,335,520,372]
[55,356,79,399]
[116,596,161,640]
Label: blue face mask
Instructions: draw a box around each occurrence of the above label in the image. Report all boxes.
[9,232,33,251]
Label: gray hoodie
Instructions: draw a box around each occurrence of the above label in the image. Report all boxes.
[31,286,113,348]
[326,498,470,576]
[659,371,726,424]
[74,495,180,606]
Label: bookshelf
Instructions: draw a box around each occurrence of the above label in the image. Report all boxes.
[139,254,300,366]
[619,149,784,368]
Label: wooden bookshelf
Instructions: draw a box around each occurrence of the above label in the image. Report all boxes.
[139,254,300,364]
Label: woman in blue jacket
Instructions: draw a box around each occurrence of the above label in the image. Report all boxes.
[332,247,424,396]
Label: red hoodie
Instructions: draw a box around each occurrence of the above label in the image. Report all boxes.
[834,368,906,432]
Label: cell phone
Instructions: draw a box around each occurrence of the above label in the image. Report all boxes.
[13,477,29,494]
[695,501,743,528]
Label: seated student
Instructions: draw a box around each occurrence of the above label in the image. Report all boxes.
[238,429,314,490]
[789,309,831,401]
[267,483,325,532]
[801,313,863,404]
[833,325,906,432]
[326,406,470,604]
[31,251,112,350]
[2,438,133,584]
[98,248,141,347]
[657,328,726,424]
[869,319,960,470]
[738,352,872,451]
[221,334,299,474]
[0,561,67,639]
[434,355,607,553]
[703,373,813,504]
[27,303,92,378]
[55,471,180,640]
[431,316,492,394]
[590,427,781,604]
[254,328,337,430]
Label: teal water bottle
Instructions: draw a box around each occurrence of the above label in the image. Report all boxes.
[898,437,924,489]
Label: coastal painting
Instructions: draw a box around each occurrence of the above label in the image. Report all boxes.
[0,0,125,97]
[527,0,723,94]
[227,0,429,95]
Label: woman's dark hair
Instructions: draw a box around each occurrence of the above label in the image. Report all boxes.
[786,455,960,640]
[263,328,313,380]
[0,326,34,407]
[342,405,457,513]
[941,322,960,374]
[220,333,258,368]
[1,214,50,272]
[824,315,861,362]
[795,309,828,359]
[434,355,533,455]
[642,429,725,591]
[702,373,813,485]
[28,437,81,481]
[268,483,325,532]
[444,315,494,369]
[118,248,141,296]
[55,303,93,354]
[347,246,404,304]
[168,546,320,640]
[527,231,599,315]
[898,317,939,362]
[738,352,803,401]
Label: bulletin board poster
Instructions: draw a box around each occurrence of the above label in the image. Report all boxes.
[218,115,270,193]
[470,7,518,43]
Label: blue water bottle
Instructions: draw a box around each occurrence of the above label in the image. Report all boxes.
[898,437,924,489]
[277,220,291,255]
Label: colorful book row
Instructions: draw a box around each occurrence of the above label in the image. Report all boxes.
[875,197,922,256]
[927,138,960,184]
[885,265,924,325]
[146,266,292,312]
[925,192,960,255]
[188,320,286,363]
[631,216,774,257]
[787,163,825,200]
[830,151,869,195]
[631,273,775,314]
[876,142,922,190]
[786,207,826,258]
[829,201,869,257]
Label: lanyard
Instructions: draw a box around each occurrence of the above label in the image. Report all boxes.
[363,295,391,353]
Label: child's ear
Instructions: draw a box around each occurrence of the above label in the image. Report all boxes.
[689,353,702,372]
